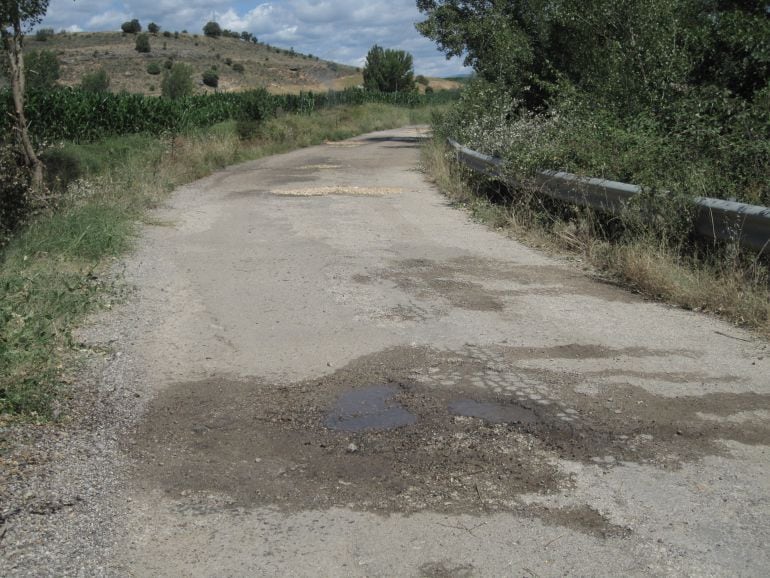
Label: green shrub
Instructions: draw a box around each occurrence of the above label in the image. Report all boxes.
[202,70,219,88]
[135,33,151,53]
[146,62,161,75]
[225,57,232,66]
[148,22,160,34]
[0,142,31,244]
[161,63,193,99]
[80,68,110,93]
[163,59,173,70]
[232,62,244,74]
[163,30,171,38]
[39,148,82,192]
[25,50,60,91]
[35,28,55,42]
[235,119,261,140]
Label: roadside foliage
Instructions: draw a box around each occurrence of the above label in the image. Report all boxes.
[417,0,770,207]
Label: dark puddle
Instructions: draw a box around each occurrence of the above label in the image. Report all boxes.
[448,399,538,424]
[325,385,417,432]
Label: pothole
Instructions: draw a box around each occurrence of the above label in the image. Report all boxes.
[132,346,770,519]
[325,385,417,432]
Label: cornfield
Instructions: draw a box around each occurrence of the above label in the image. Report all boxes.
[1,87,459,144]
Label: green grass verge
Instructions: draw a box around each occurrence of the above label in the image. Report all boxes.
[0,103,445,419]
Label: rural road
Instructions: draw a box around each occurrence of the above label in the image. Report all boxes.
[8,126,770,576]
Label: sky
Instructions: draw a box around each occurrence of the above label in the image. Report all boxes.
[39,0,470,77]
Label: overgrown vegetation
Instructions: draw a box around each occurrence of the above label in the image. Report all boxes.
[0,102,448,418]
[417,0,769,206]
[417,0,769,332]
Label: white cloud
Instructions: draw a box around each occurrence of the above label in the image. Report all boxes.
[40,0,469,76]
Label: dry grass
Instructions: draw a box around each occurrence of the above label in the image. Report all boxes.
[421,137,770,336]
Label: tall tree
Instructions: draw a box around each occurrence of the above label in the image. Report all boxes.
[363,45,416,93]
[1,0,50,191]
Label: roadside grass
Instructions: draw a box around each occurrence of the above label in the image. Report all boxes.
[0,103,446,419]
[421,137,770,336]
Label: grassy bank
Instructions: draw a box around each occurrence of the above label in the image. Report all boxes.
[0,103,442,418]
[422,137,770,336]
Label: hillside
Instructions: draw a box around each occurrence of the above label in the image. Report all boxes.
[31,30,359,95]
[23,31,458,95]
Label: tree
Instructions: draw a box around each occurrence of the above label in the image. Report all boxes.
[1,0,50,191]
[135,32,150,53]
[362,45,416,93]
[80,67,109,92]
[25,48,58,90]
[121,19,141,34]
[203,21,222,38]
[147,22,159,34]
[161,62,193,99]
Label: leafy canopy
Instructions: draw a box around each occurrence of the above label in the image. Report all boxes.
[0,0,50,35]
[363,45,416,93]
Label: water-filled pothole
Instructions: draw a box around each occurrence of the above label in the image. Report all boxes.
[325,385,417,432]
[448,399,538,424]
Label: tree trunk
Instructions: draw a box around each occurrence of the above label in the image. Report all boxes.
[5,18,44,192]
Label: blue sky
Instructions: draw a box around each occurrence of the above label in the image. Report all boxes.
[40,0,469,77]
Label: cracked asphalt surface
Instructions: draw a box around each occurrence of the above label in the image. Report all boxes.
[4,126,769,576]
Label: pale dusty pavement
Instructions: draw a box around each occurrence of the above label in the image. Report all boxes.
[74,127,770,575]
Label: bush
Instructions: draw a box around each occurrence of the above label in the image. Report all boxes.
[135,33,151,53]
[146,62,161,75]
[163,59,173,70]
[121,19,141,34]
[232,63,244,74]
[39,147,82,192]
[416,75,429,86]
[161,63,193,99]
[203,21,222,38]
[163,30,171,38]
[225,57,232,66]
[25,50,60,91]
[80,68,110,93]
[236,119,261,140]
[147,22,160,34]
[35,28,55,42]
[0,141,31,245]
[202,70,219,88]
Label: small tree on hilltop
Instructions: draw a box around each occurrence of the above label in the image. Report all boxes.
[203,21,222,38]
[363,45,416,93]
[135,32,150,53]
[1,0,51,190]
[121,19,141,34]
[147,22,160,34]
[161,62,193,99]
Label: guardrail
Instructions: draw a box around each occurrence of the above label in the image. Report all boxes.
[448,138,770,253]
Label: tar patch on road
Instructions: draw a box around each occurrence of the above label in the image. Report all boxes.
[130,346,770,529]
